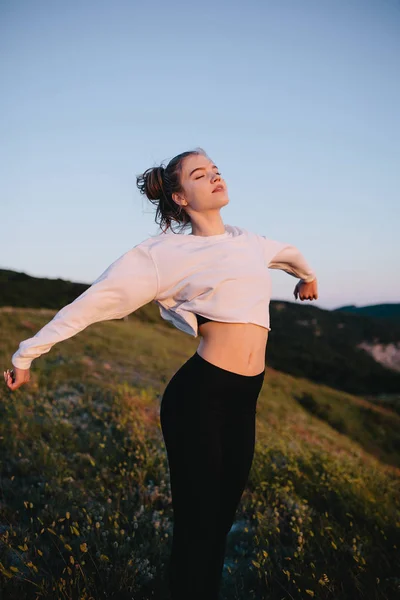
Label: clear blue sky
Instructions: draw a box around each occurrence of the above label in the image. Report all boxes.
[1,0,399,310]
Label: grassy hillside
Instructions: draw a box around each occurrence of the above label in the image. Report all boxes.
[1,308,399,599]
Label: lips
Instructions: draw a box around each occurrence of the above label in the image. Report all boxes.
[212,185,224,193]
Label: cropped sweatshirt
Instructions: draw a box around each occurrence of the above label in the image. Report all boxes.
[11,224,316,369]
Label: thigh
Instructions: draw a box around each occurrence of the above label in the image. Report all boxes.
[221,374,263,476]
[160,360,225,523]
[216,379,264,530]
[221,409,256,501]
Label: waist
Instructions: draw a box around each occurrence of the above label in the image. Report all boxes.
[196,321,268,376]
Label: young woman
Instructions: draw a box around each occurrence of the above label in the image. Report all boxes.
[5,147,318,600]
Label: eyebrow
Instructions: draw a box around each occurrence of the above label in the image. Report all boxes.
[189,164,218,177]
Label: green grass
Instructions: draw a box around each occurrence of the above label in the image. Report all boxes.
[1,308,399,599]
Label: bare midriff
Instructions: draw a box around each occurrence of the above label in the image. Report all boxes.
[196,321,269,376]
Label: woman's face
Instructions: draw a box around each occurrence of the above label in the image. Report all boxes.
[173,154,229,214]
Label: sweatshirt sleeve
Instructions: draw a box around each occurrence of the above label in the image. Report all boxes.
[259,235,317,283]
[11,243,159,370]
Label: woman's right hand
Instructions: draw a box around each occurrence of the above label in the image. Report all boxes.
[3,367,31,391]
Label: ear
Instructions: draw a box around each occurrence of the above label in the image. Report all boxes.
[172,192,184,206]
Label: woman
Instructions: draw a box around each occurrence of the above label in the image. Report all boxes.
[5,147,318,600]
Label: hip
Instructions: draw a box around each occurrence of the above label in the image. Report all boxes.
[161,350,265,424]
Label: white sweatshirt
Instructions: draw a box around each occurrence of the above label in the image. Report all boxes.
[11,224,316,369]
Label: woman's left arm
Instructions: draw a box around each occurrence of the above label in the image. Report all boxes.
[259,236,318,301]
[268,244,316,283]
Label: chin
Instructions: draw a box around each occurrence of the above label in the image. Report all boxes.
[210,193,229,207]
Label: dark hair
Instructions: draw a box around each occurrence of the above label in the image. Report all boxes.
[136,147,208,234]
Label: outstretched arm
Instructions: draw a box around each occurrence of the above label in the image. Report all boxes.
[11,242,159,370]
[259,235,318,300]
[268,244,316,283]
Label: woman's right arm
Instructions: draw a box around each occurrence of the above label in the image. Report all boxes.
[10,242,159,371]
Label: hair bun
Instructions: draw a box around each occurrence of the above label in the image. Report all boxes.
[136,165,165,201]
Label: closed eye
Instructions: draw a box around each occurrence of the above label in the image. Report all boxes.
[196,172,222,180]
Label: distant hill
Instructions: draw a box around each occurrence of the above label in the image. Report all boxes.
[2,268,400,396]
[334,303,400,321]
[268,300,400,395]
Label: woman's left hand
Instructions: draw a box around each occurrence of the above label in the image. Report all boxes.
[294,278,318,301]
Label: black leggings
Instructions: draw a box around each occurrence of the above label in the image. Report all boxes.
[160,350,265,600]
